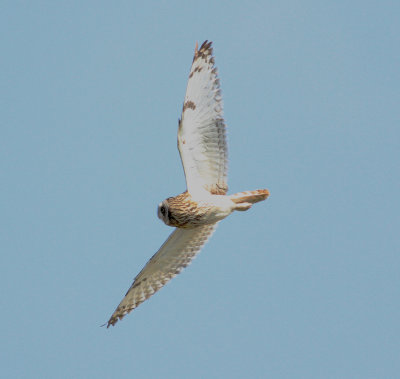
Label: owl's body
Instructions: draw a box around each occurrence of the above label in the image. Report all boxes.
[158,191,232,228]
[106,41,269,327]
[158,189,269,228]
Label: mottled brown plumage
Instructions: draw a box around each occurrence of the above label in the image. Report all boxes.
[159,192,206,228]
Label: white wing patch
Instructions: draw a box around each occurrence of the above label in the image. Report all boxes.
[107,224,217,327]
[178,41,228,197]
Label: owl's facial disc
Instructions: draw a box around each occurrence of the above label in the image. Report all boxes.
[157,200,170,225]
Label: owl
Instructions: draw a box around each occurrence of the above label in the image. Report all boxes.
[106,41,269,327]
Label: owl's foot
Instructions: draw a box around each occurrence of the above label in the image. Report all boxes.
[234,202,252,211]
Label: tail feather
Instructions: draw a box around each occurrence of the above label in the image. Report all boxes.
[230,189,270,207]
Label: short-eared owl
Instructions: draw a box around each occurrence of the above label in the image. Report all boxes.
[107,41,269,327]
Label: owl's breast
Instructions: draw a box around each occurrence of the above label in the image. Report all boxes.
[165,192,235,228]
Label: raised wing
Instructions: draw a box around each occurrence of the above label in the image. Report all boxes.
[107,224,217,327]
[178,41,228,197]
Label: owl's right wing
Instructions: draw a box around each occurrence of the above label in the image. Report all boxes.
[178,41,228,197]
[106,223,217,327]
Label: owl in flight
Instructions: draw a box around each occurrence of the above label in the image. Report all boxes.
[106,41,269,327]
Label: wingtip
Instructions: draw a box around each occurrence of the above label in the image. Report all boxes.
[105,318,117,328]
[193,40,213,62]
[106,313,124,328]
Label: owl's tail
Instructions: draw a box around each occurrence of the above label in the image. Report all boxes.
[230,189,270,211]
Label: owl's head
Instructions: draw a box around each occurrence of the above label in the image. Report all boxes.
[157,200,171,226]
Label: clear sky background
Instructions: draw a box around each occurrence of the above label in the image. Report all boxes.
[1,1,399,378]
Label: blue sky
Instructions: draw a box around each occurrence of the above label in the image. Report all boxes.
[1,1,399,378]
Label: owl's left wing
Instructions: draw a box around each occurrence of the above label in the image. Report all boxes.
[178,41,228,197]
[107,223,217,327]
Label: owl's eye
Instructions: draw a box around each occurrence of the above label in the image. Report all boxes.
[160,205,166,215]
